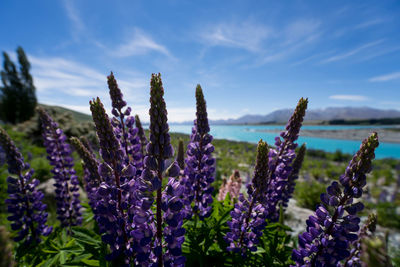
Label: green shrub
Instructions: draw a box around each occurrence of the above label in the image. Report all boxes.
[29,157,52,182]
[294,180,326,210]
[376,202,400,230]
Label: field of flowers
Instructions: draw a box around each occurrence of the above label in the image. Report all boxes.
[0,72,398,266]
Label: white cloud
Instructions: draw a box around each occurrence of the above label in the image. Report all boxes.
[198,18,322,68]
[166,107,196,123]
[114,28,171,57]
[329,95,369,101]
[369,71,400,82]
[27,54,205,123]
[28,55,148,113]
[201,21,272,52]
[353,18,385,30]
[322,40,384,63]
[283,19,320,45]
[63,0,85,41]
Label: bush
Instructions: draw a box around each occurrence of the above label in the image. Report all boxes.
[294,180,327,210]
[376,202,400,230]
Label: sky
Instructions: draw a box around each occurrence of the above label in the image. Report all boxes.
[1,0,400,122]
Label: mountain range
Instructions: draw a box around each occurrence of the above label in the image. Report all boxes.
[208,107,400,125]
[43,104,400,125]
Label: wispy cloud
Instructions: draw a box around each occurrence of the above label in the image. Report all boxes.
[357,46,400,62]
[353,18,385,30]
[334,18,386,38]
[369,71,400,82]
[201,21,272,52]
[201,19,320,60]
[283,19,320,45]
[329,95,369,101]
[28,55,148,114]
[63,0,85,41]
[28,54,199,122]
[290,50,335,66]
[322,40,384,63]
[113,28,171,57]
[262,19,321,62]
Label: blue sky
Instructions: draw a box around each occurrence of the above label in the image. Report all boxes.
[1,0,400,122]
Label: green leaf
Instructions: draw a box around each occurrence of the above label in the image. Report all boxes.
[42,253,61,267]
[59,251,66,264]
[81,259,100,266]
[71,227,101,245]
[42,249,59,254]
[223,192,231,207]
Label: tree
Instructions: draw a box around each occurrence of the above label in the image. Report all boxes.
[0,47,37,124]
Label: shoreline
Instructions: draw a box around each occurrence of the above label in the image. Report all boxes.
[253,128,400,144]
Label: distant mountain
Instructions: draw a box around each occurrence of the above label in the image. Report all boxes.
[44,104,400,125]
[209,107,400,125]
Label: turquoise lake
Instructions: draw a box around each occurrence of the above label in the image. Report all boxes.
[168,125,400,159]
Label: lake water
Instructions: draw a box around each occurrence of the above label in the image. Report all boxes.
[168,124,400,159]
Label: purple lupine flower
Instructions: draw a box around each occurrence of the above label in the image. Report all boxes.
[37,108,82,228]
[89,97,134,262]
[182,85,215,220]
[176,139,185,171]
[162,178,186,266]
[344,213,377,267]
[108,72,143,174]
[226,99,308,256]
[79,135,96,156]
[265,98,308,221]
[176,139,186,190]
[0,145,6,166]
[292,133,379,267]
[225,140,269,255]
[139,73,185,266]
[127,178,155,266]
[135,114,148,156]
[69,137,101,210]
[281,143,306,209]
[0,127,52,244]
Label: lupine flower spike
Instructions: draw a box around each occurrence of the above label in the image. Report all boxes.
[108,72,143,173]
[265,98,308,221]
[218,170,242,201]
[37,107,82,228]
[344,213,377,267]
[135,114,148,156]
[182,85,216,220]
[176,139,186,187]
[0,127,52,244]
[226,98,308,256]
[140,73,185,266]
[281,143,306,210]
[217,178,228,202]
[79,135,96,156]
[292,132,379,267]
[69,137,101,211]
[89,97,134,263]
[176,139,185,171]
[225,140,270,255]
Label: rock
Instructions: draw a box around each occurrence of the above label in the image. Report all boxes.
[37,178,86,199]
[284,199,314,237]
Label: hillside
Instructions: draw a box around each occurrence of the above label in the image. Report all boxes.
[39,104,92,122]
